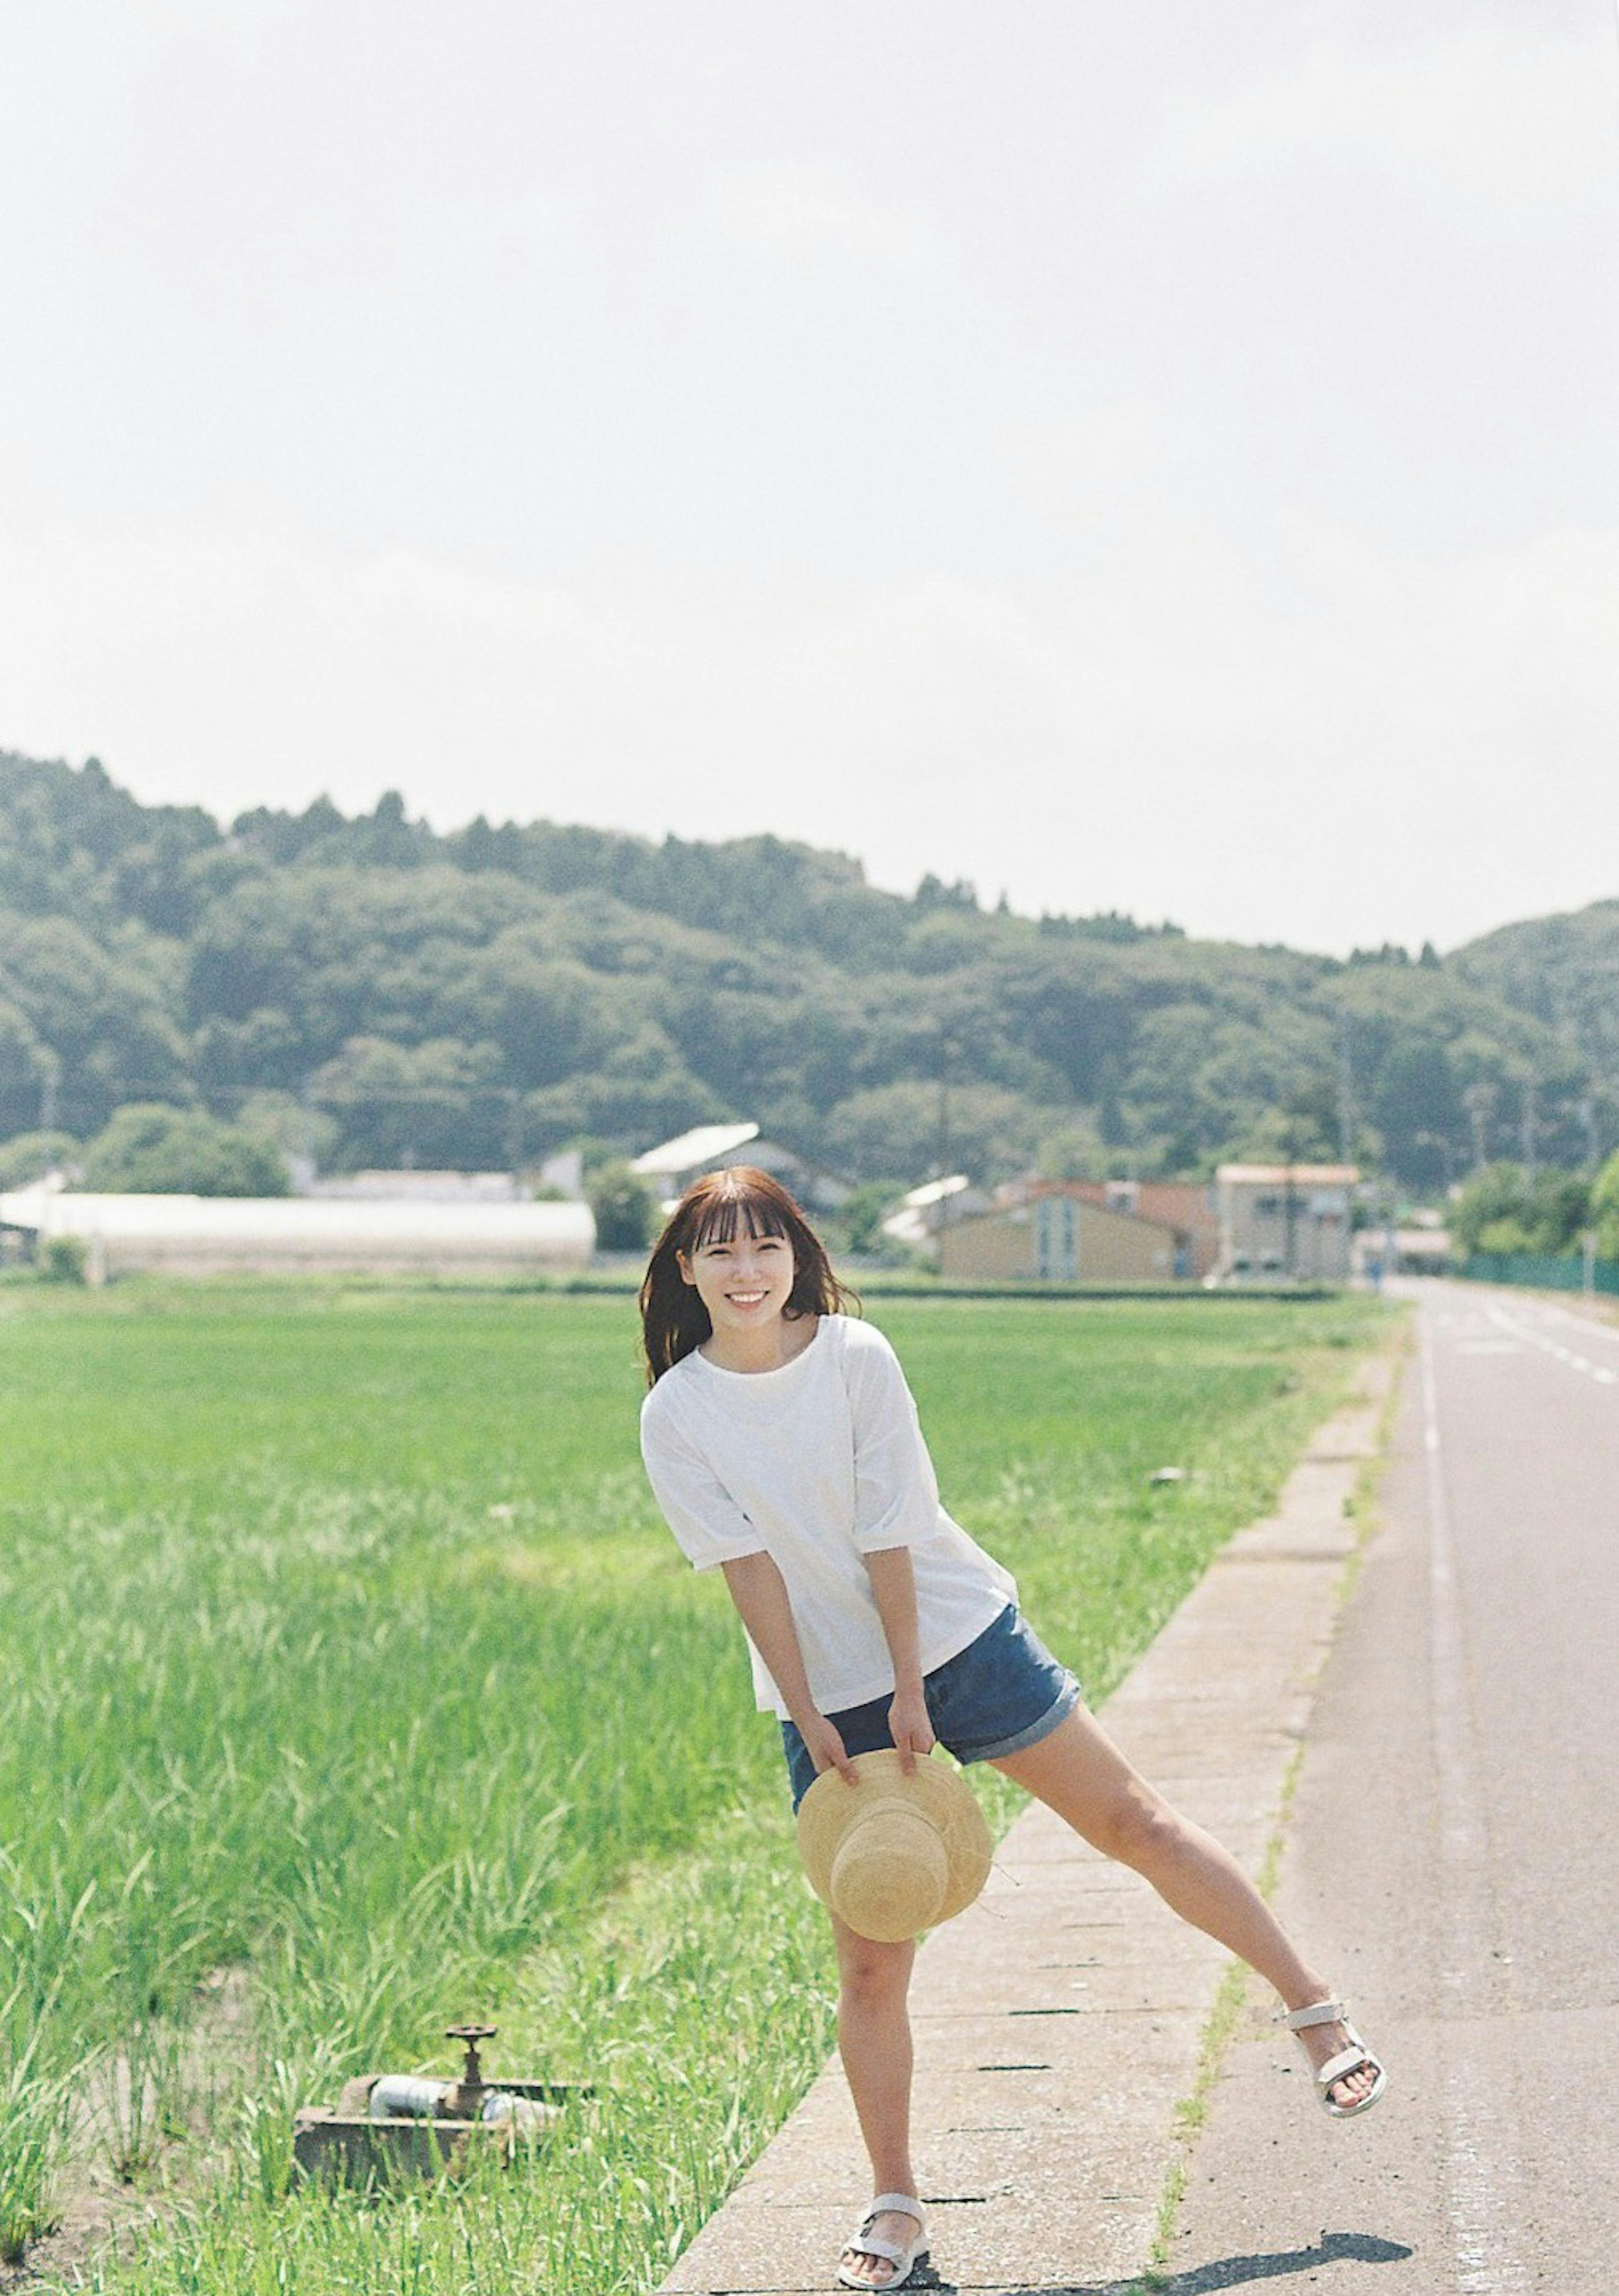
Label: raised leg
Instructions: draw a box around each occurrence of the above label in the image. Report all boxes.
[992,1707,1379,2111]
[831,1915,926,2288]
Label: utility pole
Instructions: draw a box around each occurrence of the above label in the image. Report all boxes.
[1282,1115,1299,1281]
[936,1031,954,1184]
[300,1073,317,1176]
[931,1031,957,1262]
[1520,1074,1538,1181]
[1337,1014,1355,1168]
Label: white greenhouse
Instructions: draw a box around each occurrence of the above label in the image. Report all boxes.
[0,1189,596,1282]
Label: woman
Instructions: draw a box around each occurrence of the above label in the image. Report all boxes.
[639,1168,1385,2291]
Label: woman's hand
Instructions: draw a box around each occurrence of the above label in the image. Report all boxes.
[799,1711,859,1786]
[887,1683,936,1773]
[864,1549,929,1772]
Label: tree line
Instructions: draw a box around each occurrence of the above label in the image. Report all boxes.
[3,750,1617,1195]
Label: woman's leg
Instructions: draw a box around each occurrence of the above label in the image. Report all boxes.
[831,1915,925,2288]
[992,1707,1379,2110]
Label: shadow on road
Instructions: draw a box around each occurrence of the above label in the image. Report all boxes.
[983,2227,1414,2294]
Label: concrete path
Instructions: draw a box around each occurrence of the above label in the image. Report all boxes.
[1170,1280,1619,2295]
[663,1345,1398,2296]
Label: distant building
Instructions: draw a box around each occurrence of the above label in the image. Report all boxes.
[1061,1179,1220,1282]
[998,1177,1218,1282]
[0,1189,594,1283]
[880,1175,989,1257]
[631,1123,850,1212]
[307,1169,525,1202]
[1215,1165,1359,1283]
[939,1192,1178,1284]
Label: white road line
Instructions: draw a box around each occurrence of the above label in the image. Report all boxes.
[1482,1302,1619,1390]
[1420,1308,1531,2295]
[1505,1294,1619,1349]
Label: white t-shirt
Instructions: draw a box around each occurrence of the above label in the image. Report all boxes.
[639,1313,1015,1717]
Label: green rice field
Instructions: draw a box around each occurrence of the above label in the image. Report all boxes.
[0,1282,1392,2293]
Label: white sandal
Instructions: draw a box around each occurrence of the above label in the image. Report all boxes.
[1280,1998,1388,2119]
[836,2193,930,2290]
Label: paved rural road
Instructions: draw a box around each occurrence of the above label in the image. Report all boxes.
[1172,1280,1619,2295]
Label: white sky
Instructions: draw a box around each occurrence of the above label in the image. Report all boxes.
[2,0,1616,955]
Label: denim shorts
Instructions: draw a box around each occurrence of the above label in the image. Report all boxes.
[780,1603,1082,1812]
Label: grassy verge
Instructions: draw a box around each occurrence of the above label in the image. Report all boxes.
[0,1286,1390,2291]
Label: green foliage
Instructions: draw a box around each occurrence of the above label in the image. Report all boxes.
[38,1235,87,1284]
[0,1129,79,1188]
[5,749,1617,1190]
[1453,901,1619,1085]
[233,1090,341,1174]
[309,1035,510,1171]
[822,1082,1044,1183]
[1450,1164,1527,1256]
[80,1104,291,1196]
[1525,1170,1593,1255]
[832,1179,907,1257]
[0,1993,73,2263]
[0,1286,1385,2287]
[0,911,188,1136]
[1592,1148,1619,1260]
[1450,1161,1592,1258]
[586,1161,656,1251]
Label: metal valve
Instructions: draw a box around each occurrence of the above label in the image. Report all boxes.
[444,2023,497,2115]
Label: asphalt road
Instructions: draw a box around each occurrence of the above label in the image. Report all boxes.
[1170,1281,1619,2295]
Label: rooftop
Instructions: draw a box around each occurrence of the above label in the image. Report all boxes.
[0,1191,594,1246]
[1216,1164,1361,1186]
[630,1122,759,1177]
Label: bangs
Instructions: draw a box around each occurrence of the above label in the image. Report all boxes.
[688,1184,793,1252]
[641,1161,858,1381]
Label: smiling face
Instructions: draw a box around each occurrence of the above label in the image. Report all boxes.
[640,1165,845,1384]
[678,1215,797,1343]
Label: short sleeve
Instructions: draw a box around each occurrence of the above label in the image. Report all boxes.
[640,1398,767,1572]
[844,1326,942,1554]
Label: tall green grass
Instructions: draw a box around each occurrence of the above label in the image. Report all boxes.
[0,1285,1388,2288]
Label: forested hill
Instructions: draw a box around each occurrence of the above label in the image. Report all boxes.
[3,749,1615,1191]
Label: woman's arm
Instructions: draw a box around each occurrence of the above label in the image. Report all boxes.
[719,1551,858,1785]
[864,1544,936,1771]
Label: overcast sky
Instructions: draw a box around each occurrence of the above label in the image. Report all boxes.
[2,0,1616,955]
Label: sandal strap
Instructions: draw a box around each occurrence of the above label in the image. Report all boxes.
[846,2236,909,2268]
[1317,2041,1377,2090]
[1281,1998,1346,2032]
[845,2194,927,2272]
[866,2195,927,2235]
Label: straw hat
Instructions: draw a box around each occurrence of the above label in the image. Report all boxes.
[796,1749,992,1943]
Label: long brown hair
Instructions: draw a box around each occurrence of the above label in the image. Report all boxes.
[639,1166,859,1384]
